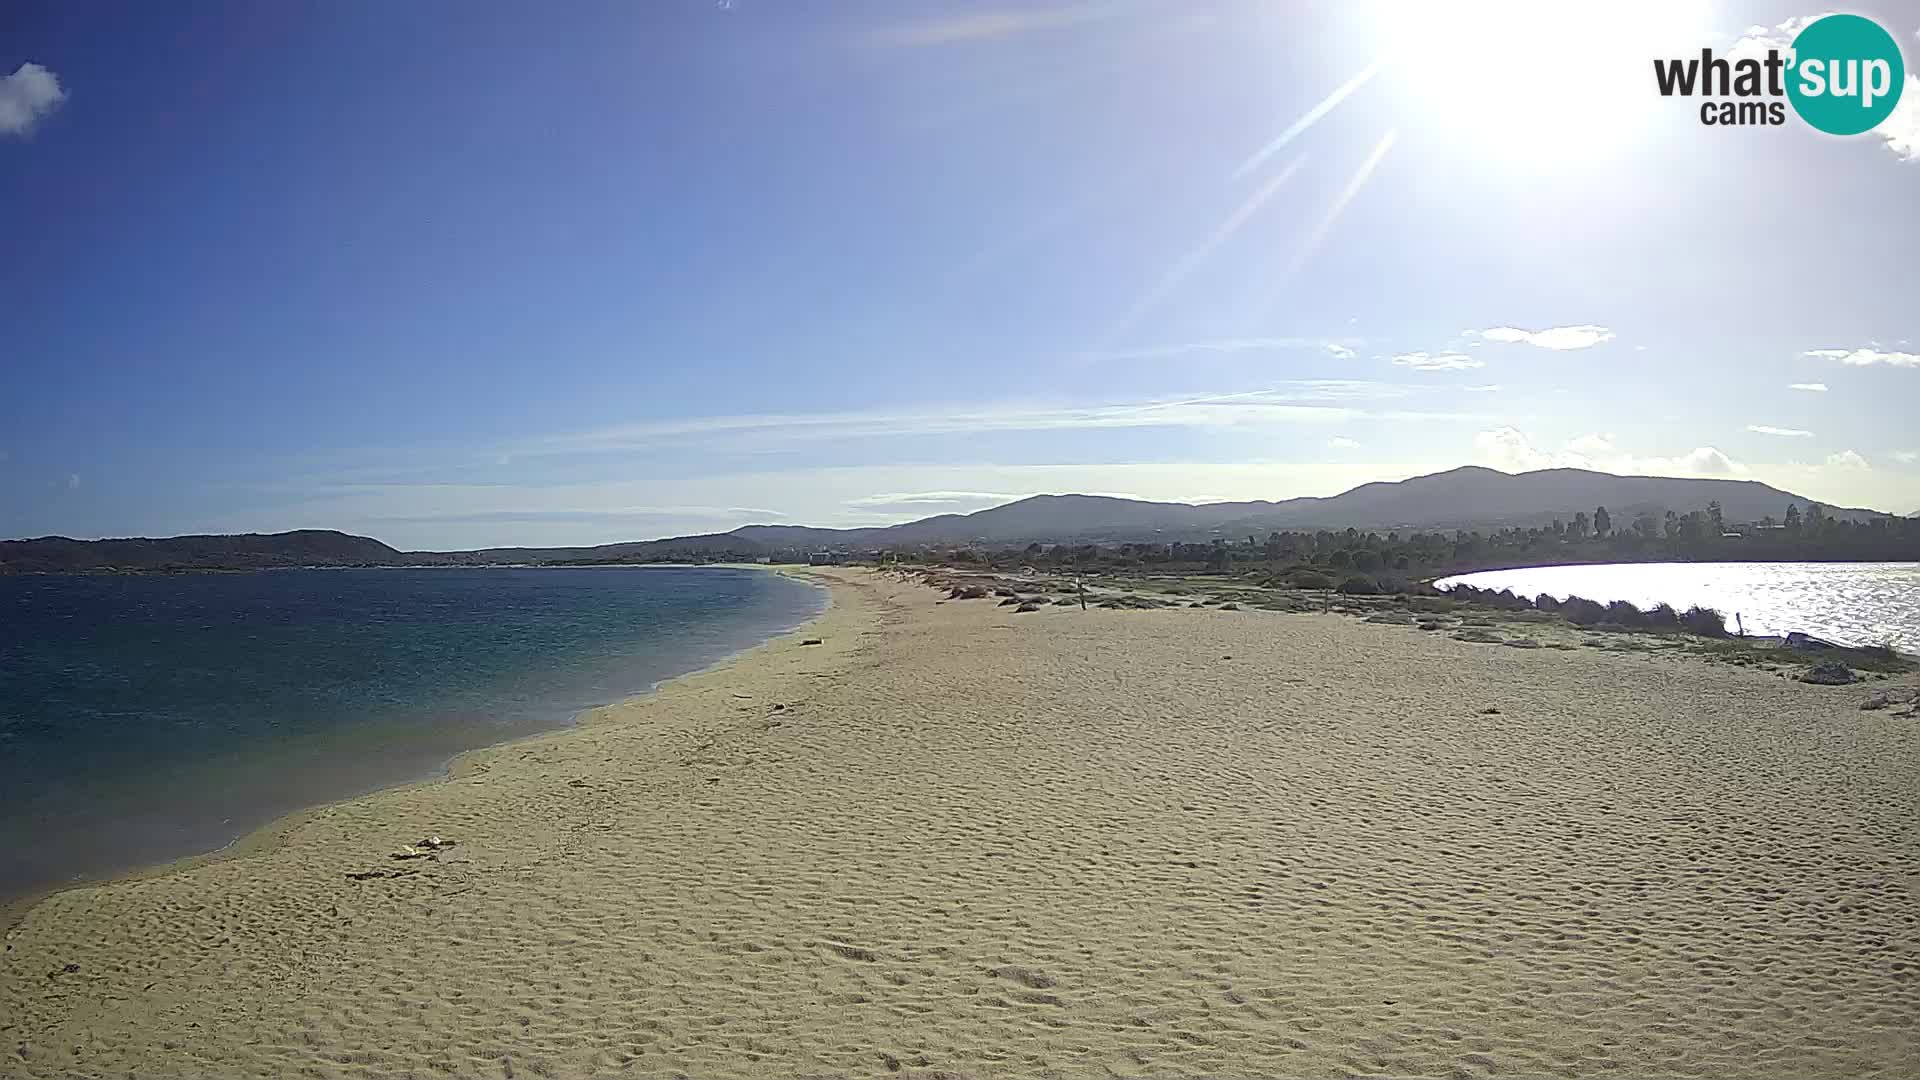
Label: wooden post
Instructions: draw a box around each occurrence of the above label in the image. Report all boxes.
[1077,574,1087,611]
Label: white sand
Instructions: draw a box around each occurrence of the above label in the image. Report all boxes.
[4,568,1917,1078]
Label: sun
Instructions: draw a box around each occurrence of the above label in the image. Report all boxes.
[1375,0,1713,166]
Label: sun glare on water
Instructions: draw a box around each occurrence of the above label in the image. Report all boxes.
[1377,1,1712,165]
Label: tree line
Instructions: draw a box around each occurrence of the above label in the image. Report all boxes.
[914,501,1919,582]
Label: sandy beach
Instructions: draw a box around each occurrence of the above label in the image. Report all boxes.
[3,567,1917,1078]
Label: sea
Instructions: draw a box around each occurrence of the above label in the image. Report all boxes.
[0,566,825,906]
[1436,561,1919,651]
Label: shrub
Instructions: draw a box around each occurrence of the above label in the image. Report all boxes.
[1801,659,1855,685]
[1561,596,1608,626]
[1288,569,1334,590]
[1534,593,1561,612]
[1646,602,1681,628]
[1680,605,1729,637]
[1336,575,1379,595]
[1605,599,1649,627]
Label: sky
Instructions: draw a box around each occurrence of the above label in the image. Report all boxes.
[4,0,1918,550]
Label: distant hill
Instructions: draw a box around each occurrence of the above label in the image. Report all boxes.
[3,466,1887,572]
[416,532,768,566]
[0,530,403,573]
[718,466,1884,549]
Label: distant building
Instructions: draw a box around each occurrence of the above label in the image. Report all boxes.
[807,551,838,566]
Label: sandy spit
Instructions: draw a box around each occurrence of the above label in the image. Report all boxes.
[3,568,1917,1078]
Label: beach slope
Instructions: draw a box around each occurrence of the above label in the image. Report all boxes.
[3,568,1916,1077]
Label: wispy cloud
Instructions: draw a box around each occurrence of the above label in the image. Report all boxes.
[1323,342,1356,360]
[1788,382,1828,392]
[1392,351,1483,371]
[1326,436,1360,449]
[1747,424,1814,437]
[1476,325,1615,350]
[1085,337,1352,363]
[1826,449,1870,470]
[865,7,1107,47]
[0,63,65,137]
[843,491,1019,513]
[1805,347,1920,368]
[510,384,1481,460]
[1894,450,1919,464]
[1463,384,1502,393]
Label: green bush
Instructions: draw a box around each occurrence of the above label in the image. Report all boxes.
[1336,575,1379,595]
[1680,605,1729,637]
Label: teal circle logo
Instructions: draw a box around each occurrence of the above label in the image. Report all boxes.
[1787,14,1906,136]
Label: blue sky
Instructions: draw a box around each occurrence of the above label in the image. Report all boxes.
[4,1,1917,549]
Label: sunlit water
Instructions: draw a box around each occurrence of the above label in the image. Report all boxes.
[1436,562,1919,650]
[0,566,824,904]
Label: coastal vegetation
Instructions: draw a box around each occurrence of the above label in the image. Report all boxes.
[893,553,1918,682]
[911,500,1920,587]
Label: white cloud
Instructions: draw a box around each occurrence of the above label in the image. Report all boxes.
[1475,427,1747,479]
[1788,382,1828,392]
[1804,347,1920,368]
[1747,424,1814,437]
[1674,447,1742,477]
[0,63,65,137]
[843,490,1018,512]
[1324,342,1357,360]
[1462,384,1502,393]
[67,473,80,489]
[1477,325,1615,350]
[1882,75,1920,161]
[1474,427,1557,471]
[1326,436,1360,449]
[1392,351,1483,371]
[1894,450,1919,464]
[1825,449,1870,470]
[1728,15,1831,63]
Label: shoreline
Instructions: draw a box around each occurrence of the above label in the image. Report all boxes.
[0,566,834,933]
[6,567,1916,1077]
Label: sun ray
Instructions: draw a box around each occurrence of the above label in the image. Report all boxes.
[1232,58,1384,181]
[1285,128,1397,279]
[1100,154,1308,346]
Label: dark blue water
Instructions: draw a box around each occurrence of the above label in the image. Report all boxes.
[0,567,824,903]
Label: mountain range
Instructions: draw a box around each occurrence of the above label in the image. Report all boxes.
[0,466,1886,573]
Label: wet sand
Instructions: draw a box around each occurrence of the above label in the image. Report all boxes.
[3,568,1917,1077]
